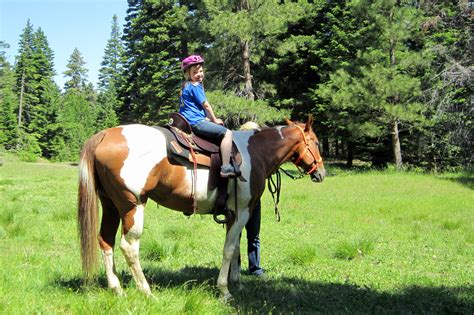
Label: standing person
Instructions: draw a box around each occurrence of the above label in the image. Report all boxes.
[246,199,264,276]
[179,54,235,177]
[240,121,264,276]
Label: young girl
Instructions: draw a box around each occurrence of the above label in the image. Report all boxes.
[179,54,235,177]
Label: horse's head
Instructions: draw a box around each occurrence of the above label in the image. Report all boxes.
[285,116,325,182]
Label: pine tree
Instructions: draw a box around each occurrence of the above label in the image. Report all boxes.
[54,48,98,161]
[0,41,19,150]
[63,48,88,91]
[420,1,473,169]
[96,14,124,128]
[14,21,59,158]
[28,28,60,157]
[98,15,125,92]
[204,0,308,99]
[97,88,119,128]
[14,20,36,129]
[316,0,427,168]
[53,90,97,161]
[121,0,190,124]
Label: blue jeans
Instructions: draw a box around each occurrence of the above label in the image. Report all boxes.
[246,199,263,275]
[192,119,228,145]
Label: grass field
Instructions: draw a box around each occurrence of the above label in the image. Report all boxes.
[0,158,473,314]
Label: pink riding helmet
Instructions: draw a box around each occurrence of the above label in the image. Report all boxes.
[181,54,204,70]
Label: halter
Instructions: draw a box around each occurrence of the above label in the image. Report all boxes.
[292,125,323,175]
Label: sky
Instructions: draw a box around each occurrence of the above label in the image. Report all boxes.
[0,0,129,89]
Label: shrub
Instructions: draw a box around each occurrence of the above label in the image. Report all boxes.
[287,245,317,265]
[142,240,178,261]
[334,236,375,260]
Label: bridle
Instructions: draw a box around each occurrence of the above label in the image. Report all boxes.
[292,125,323,175]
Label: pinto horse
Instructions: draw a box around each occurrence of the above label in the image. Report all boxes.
[78,116,325,300]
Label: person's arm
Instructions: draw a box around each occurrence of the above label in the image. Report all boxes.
[203,100,223,125]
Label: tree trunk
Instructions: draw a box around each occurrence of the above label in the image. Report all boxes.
[239,0,254,100]
[323,138,329,158]
[389,8,396,65]
[389,3,402,170]
[391,120,403,169]
[240,39,254,100]
[346,141,354,167]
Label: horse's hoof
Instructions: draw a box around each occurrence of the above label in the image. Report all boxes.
[220,292,234,303]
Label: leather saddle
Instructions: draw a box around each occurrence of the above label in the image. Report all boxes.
[166,112,220,168]
[162,113,244,222]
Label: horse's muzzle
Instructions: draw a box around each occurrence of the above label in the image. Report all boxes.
[310,170,325,183]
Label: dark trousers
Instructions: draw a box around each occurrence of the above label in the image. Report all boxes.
[246,199,263,275]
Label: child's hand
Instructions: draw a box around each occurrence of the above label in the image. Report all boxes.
[214,118,224,125]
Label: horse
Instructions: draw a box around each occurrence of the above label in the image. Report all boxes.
[77,116,325,301]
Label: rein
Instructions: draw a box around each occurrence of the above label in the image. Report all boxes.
[267,170,282,222]
[278,167,305,180]
[267,165,308,222]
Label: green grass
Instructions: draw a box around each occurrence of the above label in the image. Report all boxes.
[333,235,375,260]
[0,157,473,313]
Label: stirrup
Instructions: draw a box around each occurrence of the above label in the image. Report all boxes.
[220,164,236,178]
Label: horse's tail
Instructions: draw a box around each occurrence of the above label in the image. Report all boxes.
[77,130,106,281]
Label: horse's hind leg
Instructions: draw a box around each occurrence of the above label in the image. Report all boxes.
[119,203,152,296]
[98,195,123,295]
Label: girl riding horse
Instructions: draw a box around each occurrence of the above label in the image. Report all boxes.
[77,116,325,301]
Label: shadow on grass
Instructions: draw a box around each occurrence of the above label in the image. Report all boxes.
[53,270,132,292]
[54,266,473,313]
[438,173,474,190]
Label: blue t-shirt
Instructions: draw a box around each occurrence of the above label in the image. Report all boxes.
[179,82,207,126]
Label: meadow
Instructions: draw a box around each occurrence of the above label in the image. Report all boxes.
[0,158,472,314]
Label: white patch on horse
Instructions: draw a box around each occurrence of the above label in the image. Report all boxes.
[120,204,151,295]
[102,249,122,294]
[182,168,217,213]
[120,125,167,198]
[180,131,256,214]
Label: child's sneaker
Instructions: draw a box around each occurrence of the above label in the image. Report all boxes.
[220,164,236,177]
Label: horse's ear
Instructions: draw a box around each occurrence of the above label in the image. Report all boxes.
[285,118,293,125]
[304,115,314,131]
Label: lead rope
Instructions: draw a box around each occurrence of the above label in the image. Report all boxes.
[267,169,281,222]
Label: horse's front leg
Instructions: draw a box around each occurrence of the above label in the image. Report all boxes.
[119,204,152,296]
[217,209,249,301]
[229,235,241,285]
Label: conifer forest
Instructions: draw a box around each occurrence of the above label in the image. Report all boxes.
[0,0,472,170]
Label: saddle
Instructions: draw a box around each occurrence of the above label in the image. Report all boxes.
[163,113,244,222]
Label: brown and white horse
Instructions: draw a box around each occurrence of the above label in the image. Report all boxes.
[78,116,325,301]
